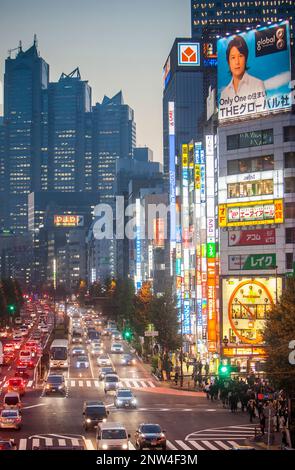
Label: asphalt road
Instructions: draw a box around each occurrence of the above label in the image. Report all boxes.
[1,318,257,451]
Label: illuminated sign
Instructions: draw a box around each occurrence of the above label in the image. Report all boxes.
[207,243,216,258]
[219,199,283,227]
[218,21,291,122]
[183,300,191,335]
[178,43,200,66]
[163,56,171,89]
[228,228,276,246]
[54,215,84,227]
[203,42,217,59]
[228,253,276,270]
[222,278,282,346]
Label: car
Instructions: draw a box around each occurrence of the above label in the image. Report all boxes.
[96,422,130,451]
[121,354,136,366]
[45,374,66,395]
[0,409,22,430]
[135,423,167,450]
[97,354,111,366]
[31,331,41,340]
[76,355,89,368]
[98,366,116,381]
[19,326,29,336]
[3,392,22,410]
[0,439,17,450]
[72,347,86,356]
[3,353,15,366]
[231,445,256,450]
[14,317,22,325]
[83,401,109,430]
[19,349,32,363]
[104,374,120,394]
[111,343,124,354]
[14,366,30,381]
[25,340,40,357]
[4,378,25,396]
[3,343,15,354]
[13,333,23,343]
[91,344,104,357]
[114,389,137,408]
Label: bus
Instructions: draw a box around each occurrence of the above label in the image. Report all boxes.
[49,339,69,369]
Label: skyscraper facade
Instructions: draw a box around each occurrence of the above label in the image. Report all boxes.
[48,68,92,192]
[4,40,49,232]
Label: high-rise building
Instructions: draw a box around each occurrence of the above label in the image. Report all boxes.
[91,91,136,279]
[4,38,49,232]
[191,1,295,41]
[48,68,92,192]
[163,39,205,178]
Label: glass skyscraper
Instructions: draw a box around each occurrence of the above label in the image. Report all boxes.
[4,39,49,232]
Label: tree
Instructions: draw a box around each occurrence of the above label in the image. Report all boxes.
[149,290,181,354]
[263,277,295,395]
[133,282,153,336]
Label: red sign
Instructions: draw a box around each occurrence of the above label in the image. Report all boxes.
[228,228,276,247]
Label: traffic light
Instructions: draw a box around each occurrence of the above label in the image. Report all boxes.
[218,363,231,377]
[7,304,16,315]
[123,328,133,342]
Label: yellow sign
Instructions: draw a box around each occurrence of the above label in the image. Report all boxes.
[194,164,201,189]
[54,215,84,227]
[218,199,283,227]
[182,144,188,168]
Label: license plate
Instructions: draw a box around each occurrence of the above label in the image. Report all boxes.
[124,403,130,407]
[151,441,158,446]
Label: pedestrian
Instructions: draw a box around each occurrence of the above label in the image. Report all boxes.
[247,398,256,423]
[204,382,210,400]
[259,412,266,435]
[174,370,179,385]
[186,358,190,374]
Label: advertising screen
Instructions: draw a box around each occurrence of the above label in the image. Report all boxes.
[54,215,84,227]
[218,21,291,122]
[219,199,283,227]
[222,277,282,346]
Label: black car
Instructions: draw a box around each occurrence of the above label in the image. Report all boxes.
[135,423,167,450]
[83,401,109,430]
[45,374,66,395]
[98,366,116,380]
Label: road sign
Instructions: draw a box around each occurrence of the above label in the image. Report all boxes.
[144,331,159,337]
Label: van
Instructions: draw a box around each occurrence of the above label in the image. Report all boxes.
[3,392,22,410]
[96,422,130,450]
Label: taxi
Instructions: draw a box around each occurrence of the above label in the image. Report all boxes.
[3,378,25,396]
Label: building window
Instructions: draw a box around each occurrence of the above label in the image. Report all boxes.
[284,126,295,142]
[286,227,295,244]
[285,202,295,219]
[286,252,293,270]
[284,152,295,169]
[285,177,295,193]
[227,155,274,175]
[227,129,273,150]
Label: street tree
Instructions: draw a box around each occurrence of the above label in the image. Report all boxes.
[263,277,295,394]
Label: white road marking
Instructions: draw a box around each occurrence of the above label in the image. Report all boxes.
[166,440,178,450]
[201,440,219,450]
[45,438,53,446]
[27,380,33,387]
[215,440,232,450]
[19,439,27,450]
[86,380,91,387]
[84,439,95,450]
[71,380,75,387]
[123,380,132,388]
[32,438,40,449]
[175,440,192,450]
[128,442,136,450]
[23,403,47,410]
[189,441,206,450]
[148,381,156,388]
[58,439,66,446]
[94,381,100,387]
[71,438,80,446]
[79,380,83,387]
[228,440,241,447]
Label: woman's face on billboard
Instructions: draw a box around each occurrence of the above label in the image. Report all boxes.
[229,46,246,80]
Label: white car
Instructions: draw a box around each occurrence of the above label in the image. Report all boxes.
[97,354,111,366]
[76,356,89,369]
[111,343,124,354]
[91,344,104,356]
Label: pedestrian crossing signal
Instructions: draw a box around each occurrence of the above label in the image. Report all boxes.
[218,364,231,377]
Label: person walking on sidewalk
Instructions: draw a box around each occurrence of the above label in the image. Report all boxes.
[174,365,180,385]
[247,398,256,423]
[259,411,266,435]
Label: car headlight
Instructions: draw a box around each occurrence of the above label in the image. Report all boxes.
[58,385,63,389]
[102,444,108,450]
[117,400,122,405]
[102,418,107,423]
[132,399,137,405]
[122,444,128,450]
[86,419,91,423]
[160,433,165,438]
[46,385,50,389]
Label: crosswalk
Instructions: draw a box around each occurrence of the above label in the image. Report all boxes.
[64,378,156,389]
[166,439,247,451]
[184,424,256,449]
[0,379,34,389]
[18,435,89,450]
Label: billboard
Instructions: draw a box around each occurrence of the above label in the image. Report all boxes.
[178,43,200,66]
[163,56,171,89]
[228,254,276,271]
[228,228,276,246]
[222,277,282,345]
[218,199,283,227]
[218,21,291,122]
[168,102,176,244]
[54,215,84,227]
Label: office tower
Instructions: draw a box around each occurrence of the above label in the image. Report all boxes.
[163,39,204,178]
[91,91,136,279]
[48,68,92,191]
[4,38,49,232]
[191,0,295,40]
[0,119,5,228]
[133,147,154,162]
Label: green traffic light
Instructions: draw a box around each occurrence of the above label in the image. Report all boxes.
[7,304,16,314]
[218,364,231,376]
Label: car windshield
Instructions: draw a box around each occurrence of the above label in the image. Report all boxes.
[86,407,106,416]
[47,376,63,384]
[20,351,30,357]
[118,391,132,398]
[99,356,108,360]
[101,368,113,374]
[113,344,121,348]
[105,376,118,383]
[1,410,18,418]
[141,425,161,433]
[102,430,127,440]
[77,356,88,362]
[4,396,19,405]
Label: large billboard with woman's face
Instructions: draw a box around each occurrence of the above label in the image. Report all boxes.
[218,21,291,122]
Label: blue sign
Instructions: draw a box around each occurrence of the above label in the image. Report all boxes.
[183,300,191,335]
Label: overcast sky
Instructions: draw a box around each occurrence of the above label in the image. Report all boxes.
[0,0,191,163]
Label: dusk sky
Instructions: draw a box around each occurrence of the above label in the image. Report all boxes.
[0,0,191,163]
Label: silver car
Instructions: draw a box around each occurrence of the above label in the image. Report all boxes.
[104,374,120,394]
